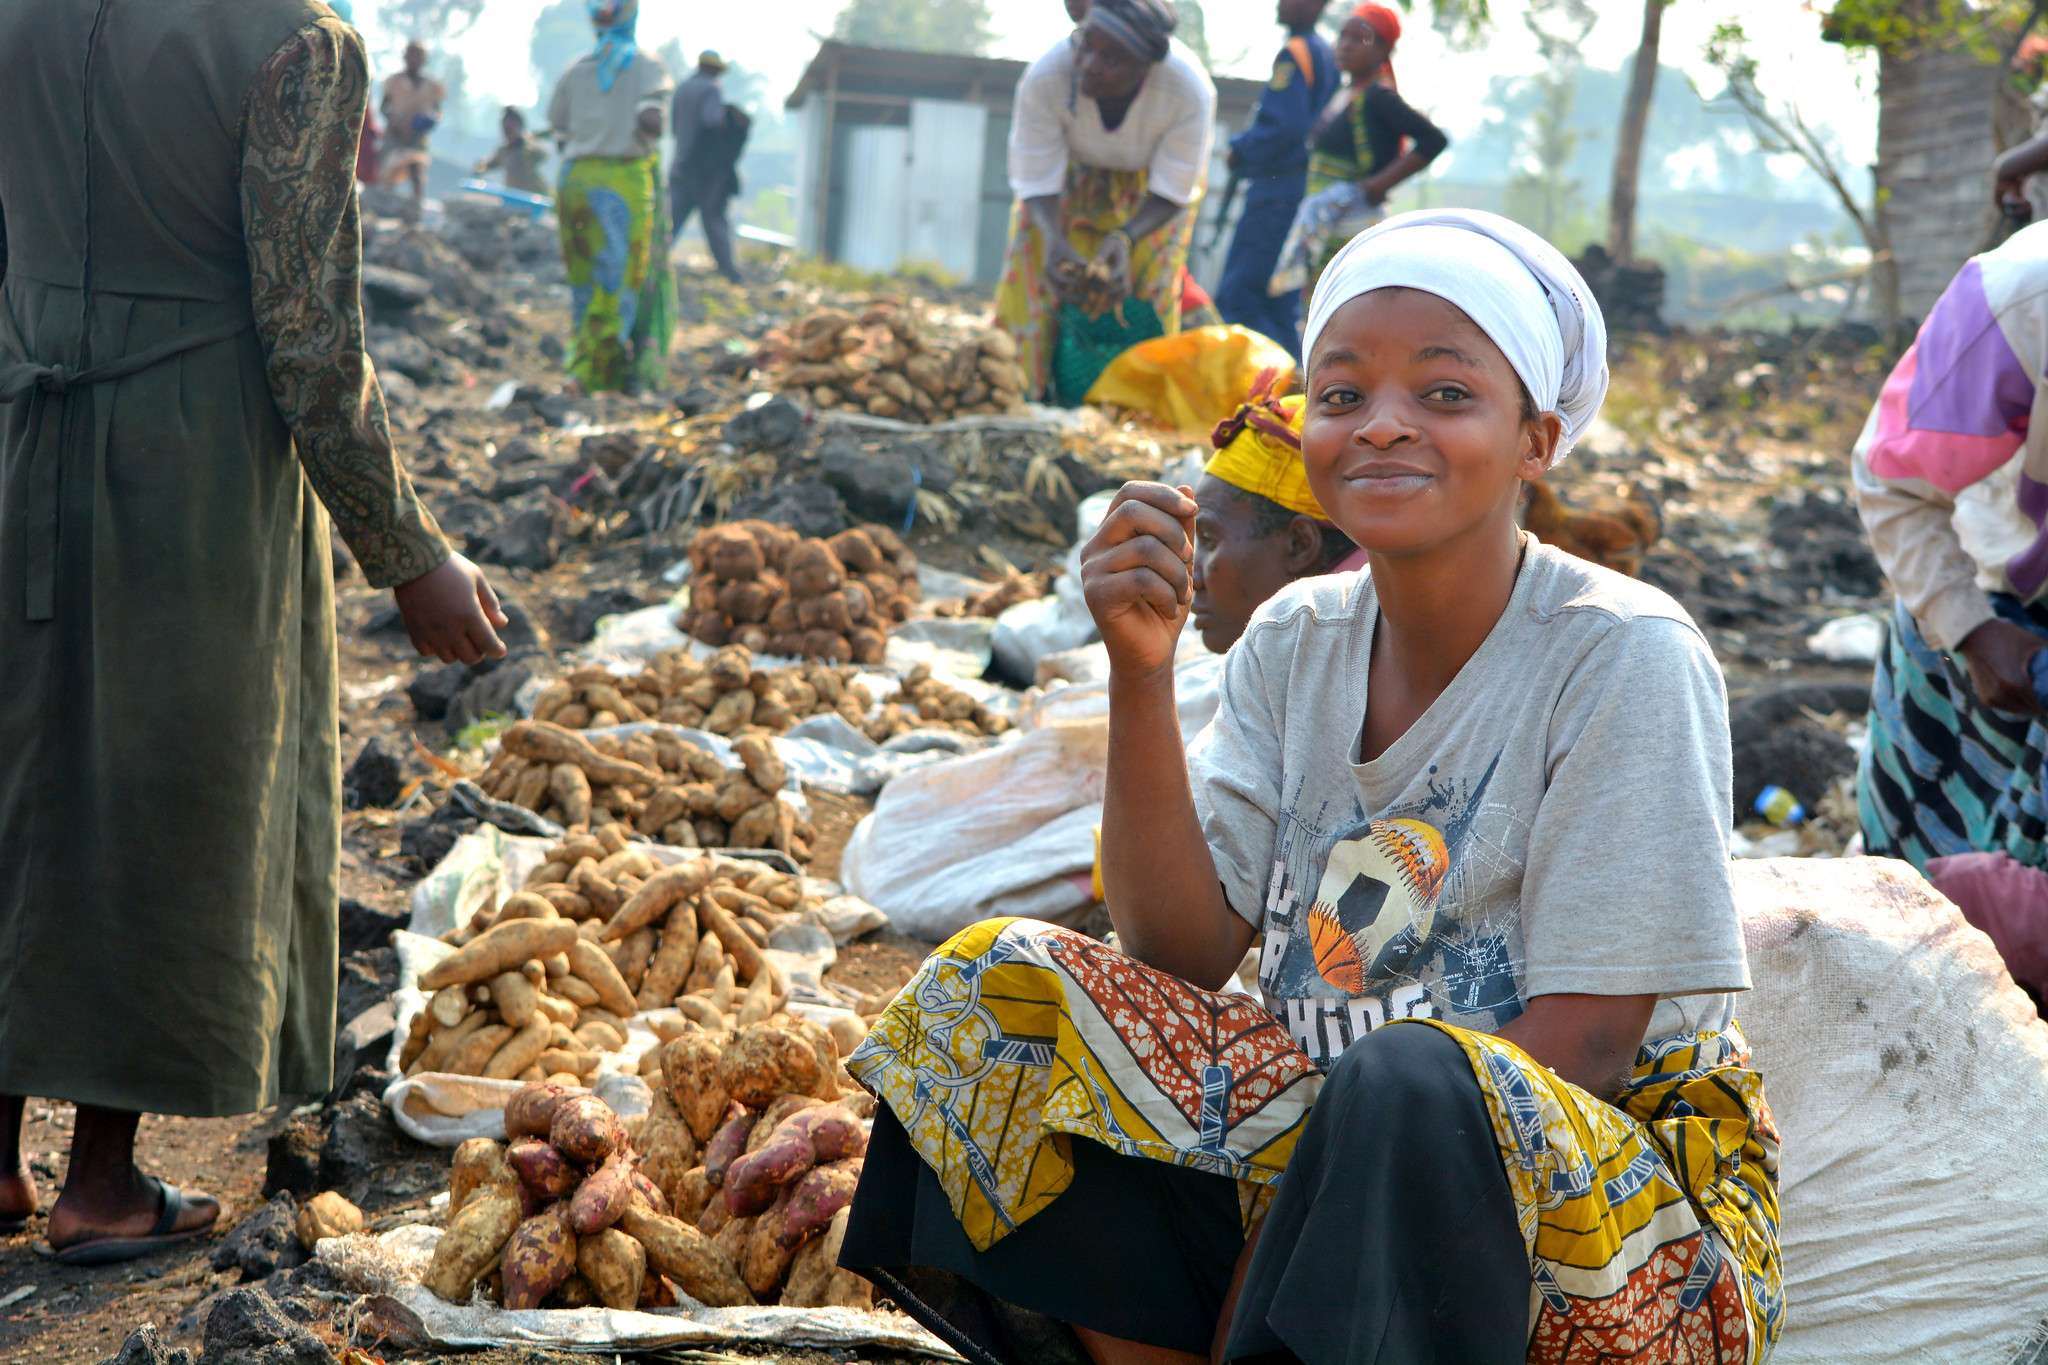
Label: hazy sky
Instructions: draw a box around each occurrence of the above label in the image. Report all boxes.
[355,0,1876,173]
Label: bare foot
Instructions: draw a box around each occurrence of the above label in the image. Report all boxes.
[46,1174,218,1250]
[0,1166,35,1228]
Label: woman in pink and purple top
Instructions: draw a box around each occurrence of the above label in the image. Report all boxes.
[1854,220,2048,985]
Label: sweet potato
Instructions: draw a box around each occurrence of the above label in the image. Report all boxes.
[726,802,782,852]
[564,938,638,1018]
[550,763,593,829]
[448,1139,511,1215]
[780,1158,861,1247]
[573,1020,626,1053]
[551,974,600,1008]
[702,688,754,735]
[635,1092,699,1209]
[427,985,473,1029]
[659,1034,729,1142]
[503,1080,579,1140]
[697,1194,731,1236]
[420,919,582,990]
[601,857,715,941]
[535,886,594,920]
[500,1205,579,1309]
[568,1153,637,1234]
[635,897,700,1009]
[741,1195,800,1296]
[500,721,664,788]
[576,1226,646,1310]
[294,1190,363,1251]
[550,1273,597,1308]
[671,1166,716,1224]
[551,1092,624,1166]
[449,1023,514,1076]
[782,1206,873,1310]
[422,1189,522,1302]
[630,1169,672,1218]
[683,925,725,995]
[722,1135,812,1216]
[496,891,558,924]
[745,1095,824,1153]
[704,961,737,1017]
[698,897,765,984]
[702,1106,758,1186]
[568,861,621,919]
[485,972,539,1030]
[718,1024,823,1108]
[611,924,657,994]
[674,995,722,1028]
[506,1138,580,1200]
[615,1202,755,1307]
[484,1017,552,1080]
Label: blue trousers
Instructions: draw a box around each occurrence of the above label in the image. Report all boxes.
[1215,170,1307,357]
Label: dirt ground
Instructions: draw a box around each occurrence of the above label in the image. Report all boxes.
[0,217,1900,1364]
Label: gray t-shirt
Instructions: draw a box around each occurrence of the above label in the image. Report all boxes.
[1191,535,1750,1070]
[548,51,674,163]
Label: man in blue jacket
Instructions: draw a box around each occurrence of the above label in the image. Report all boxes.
[1214,0,1335,356]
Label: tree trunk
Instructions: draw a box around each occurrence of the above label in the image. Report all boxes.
[1606,0,1665,263]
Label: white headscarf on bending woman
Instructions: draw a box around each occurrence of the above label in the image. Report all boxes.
[1299,208,1609,458]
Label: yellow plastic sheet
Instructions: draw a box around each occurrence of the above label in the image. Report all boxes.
[1083,324,1297,434]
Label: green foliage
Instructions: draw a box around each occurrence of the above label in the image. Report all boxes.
[831,0,997,55]
[450,713,509,752]
[1320,0,1497,50]
[1820,0,2031,60]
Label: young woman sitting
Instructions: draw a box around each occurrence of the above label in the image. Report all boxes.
[841,208,1781,1365]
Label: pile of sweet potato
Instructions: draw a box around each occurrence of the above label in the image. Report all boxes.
[864,661,1010,742]
[682,523,919,664]
[423,1032,877,1310]
[405,843,850,1086]
[528,645,875,739]
[763,303,1030,422]
[470,717,814,858]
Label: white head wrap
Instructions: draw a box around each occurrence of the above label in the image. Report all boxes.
[1299,208,1609,456]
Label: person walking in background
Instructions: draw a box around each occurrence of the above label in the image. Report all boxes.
[1213,0,1336,355]
[669,51,744,285]
[0,0,505,1260]
[997,0,1216,403]
[547,0,675,393]
[1269,4,1445,303]
[379,39,445,207]
[477,106,551,197]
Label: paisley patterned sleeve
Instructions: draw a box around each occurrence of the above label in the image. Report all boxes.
[240,18,449,589]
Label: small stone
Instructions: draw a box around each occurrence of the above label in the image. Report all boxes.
[447,659,532,733]
[262,1117,322,1200]
[358,264,431,311]
[210,1192,307,1282]
[538,335,566,361]
[433,497,502,557]
[481,492,568,570]
[491,435,545,467]
[579,430,646,476]
[200,1286,335,1365]
[404,663,467,722]
[723,394,806,452]
[725,478,848,539]
[534,391,579,426]
[377,369,421,409]
[567,587,648,643]
[398,806,477,873]
[318,1093,410,1200]
[673,384,719,417]
[341,738,404,810]
[95,1324,195,1365]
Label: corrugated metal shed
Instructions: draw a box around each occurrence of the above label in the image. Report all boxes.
[786,39,1266,287]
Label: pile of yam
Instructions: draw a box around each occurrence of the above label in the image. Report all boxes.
[530,644,875,739]
[765,302,1030,422]
[422,1040,878,1309]
[682,522,920,664]
[930,567,1052,619]
[470,718,813,857]
[404,843,845,1085]
[865,661,1009,742]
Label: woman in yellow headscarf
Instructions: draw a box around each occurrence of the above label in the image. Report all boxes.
[1189,370,1360,651]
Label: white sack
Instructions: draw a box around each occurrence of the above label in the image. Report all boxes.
[1733,856,2048,1364]
[840,720,1110,940]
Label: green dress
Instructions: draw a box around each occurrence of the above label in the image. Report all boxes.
[0,0,449,1117]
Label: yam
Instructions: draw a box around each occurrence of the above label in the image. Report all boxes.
[718,1024,824,1108]
[615,1202,754,1307]
[487,972,539,1029]
[449,1139,512,1216]
[501,1205,579,1310]
[601,857,714,941]
[419,919,581,990]
[422,1190,522,1303]
[638,915,699,1016]
[636,1092,701,1209]
[550,763,593,829]
[567,938,639,1017]
[568,1153,637,1234]
[294,1190,363,1251]
[499,721,664,788]
[660,1033,730,1142]
[550,1092,624,1166]
[672,1166,716,1224]
[484,1017,551,1080]
[702,688,755,735]
[577,1227,646,1310]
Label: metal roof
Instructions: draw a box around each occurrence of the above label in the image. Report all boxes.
[785,38,1265,113]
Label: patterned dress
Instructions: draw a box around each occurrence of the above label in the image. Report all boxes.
[557,153,675,394]
[852,917,1783,1363]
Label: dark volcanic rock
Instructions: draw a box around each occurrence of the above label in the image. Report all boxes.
[210,1192,307,1282]
[398,804,478,872]
[448,659,532,732]
[96,1325,195,1365]
[723,394,806,452]
[726,478,849,539]
[1727,682,1869,821]
[201,1285,335,1364]
[568,587,649,642]
[481,492,568,570]
[819,439,919,525]
[318,1093,412,1201]
[404,663,467,722]
[342,737,405,810]
[337,901,405,959]
[262,1116,322,1200]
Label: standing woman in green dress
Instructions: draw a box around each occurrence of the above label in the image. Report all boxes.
[548,0,676,395]
[0,0,504,1262]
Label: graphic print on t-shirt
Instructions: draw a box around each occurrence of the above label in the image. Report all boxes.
[1257,753,1528,1067]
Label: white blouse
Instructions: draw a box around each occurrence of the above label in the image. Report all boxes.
[1006,35,1216,207]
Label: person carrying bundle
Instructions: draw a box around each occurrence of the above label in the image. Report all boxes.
[840,209,1779,1365]
[996,0,1216,403]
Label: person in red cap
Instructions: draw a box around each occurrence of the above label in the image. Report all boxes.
[1267,3,1446,304]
